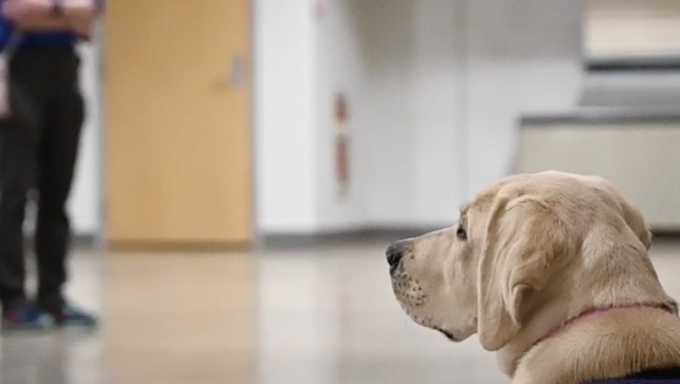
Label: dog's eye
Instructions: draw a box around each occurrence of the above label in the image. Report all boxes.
[456,226,467,241]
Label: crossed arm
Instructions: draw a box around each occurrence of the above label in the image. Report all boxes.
[1,0,103,36]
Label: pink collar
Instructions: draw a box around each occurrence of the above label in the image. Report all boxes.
[534,303,679,347]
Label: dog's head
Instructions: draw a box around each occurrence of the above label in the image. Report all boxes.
[387,171,665,353]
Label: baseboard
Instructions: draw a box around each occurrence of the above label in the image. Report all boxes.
[260,226,441,250]
[651,230,680,242]
[23,234,99,250]
[106,239,252,253]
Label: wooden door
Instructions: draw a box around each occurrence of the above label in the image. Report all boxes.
[104,0,253,248]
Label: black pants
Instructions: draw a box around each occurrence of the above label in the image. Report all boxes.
[0,46,84,309]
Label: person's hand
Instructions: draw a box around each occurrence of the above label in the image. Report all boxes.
[70,18,92,38]
[1,0,52,23]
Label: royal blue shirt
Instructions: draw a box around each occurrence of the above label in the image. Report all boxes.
[0,14,12,50]
[0,0,104,51]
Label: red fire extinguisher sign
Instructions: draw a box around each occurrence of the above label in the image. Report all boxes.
[335,93,349,198]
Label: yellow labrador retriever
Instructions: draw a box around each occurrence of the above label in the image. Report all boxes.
[387,170,680,384]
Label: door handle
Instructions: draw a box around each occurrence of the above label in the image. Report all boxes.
[225,55,246,88]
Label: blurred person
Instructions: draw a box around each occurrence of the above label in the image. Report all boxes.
[0,0,103,330]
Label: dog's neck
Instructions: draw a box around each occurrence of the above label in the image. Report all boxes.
[503,303,680,384]
[533,302,678,348]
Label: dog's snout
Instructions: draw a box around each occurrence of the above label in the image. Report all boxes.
[386,242,405,272]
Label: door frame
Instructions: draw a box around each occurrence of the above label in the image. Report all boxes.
[97,0,261,250]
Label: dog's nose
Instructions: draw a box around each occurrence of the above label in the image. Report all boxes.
[386,242,405,271]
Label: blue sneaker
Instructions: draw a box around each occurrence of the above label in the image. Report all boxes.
[52,302,99,328]
[2,301,56,331]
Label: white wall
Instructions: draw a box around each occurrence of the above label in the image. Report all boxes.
[362,0,466,227]
[68,42,102,236]
[465,0,584,196]
[411,1,467,225]
[311,0,466,230]
[254,0,319,233]
[308,0,583,231]
[313,0,369,231]
[351,0,419,227]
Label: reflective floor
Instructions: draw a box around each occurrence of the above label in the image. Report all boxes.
[2,241,680,384]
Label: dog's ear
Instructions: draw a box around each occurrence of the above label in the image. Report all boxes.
[621,199,652,250]
[477,195,569,351]
[591,177,651,250]
[614,191,652,251]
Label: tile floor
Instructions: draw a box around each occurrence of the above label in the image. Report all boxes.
[1,240,680,384]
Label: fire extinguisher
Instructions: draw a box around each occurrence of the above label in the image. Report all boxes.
[335,93,349,198]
